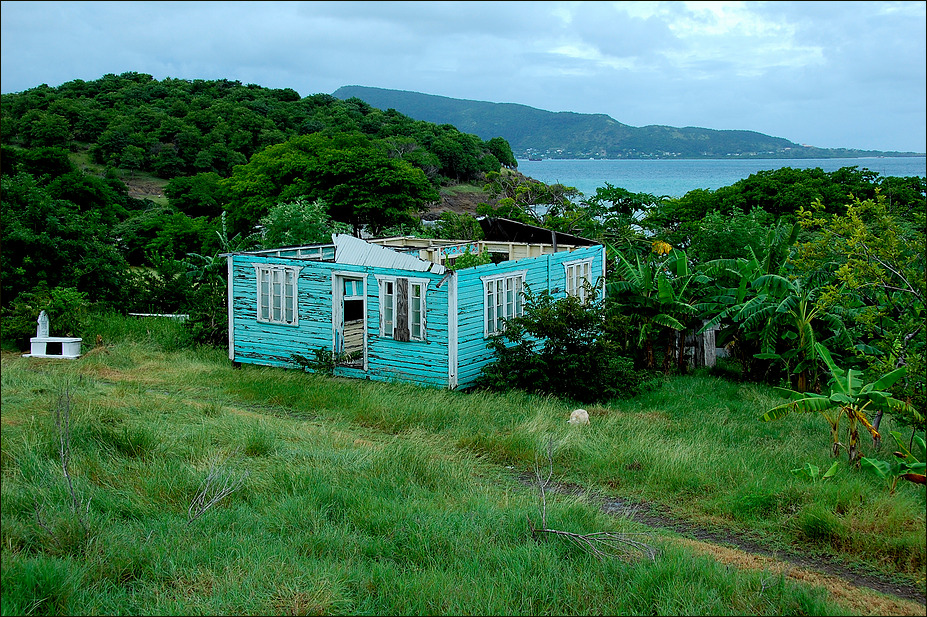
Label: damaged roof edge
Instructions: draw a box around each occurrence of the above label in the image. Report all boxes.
[333,233,446,274]
[220,218,597,271]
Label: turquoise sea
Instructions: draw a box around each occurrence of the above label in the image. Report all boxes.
[515,157,927,199]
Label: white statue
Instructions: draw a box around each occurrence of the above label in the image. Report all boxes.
[37,311,50,338]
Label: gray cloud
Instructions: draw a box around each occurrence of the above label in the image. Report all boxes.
[1,0,924,152]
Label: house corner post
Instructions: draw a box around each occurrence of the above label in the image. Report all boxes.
[227,255,235,361]
[447,271,458,389]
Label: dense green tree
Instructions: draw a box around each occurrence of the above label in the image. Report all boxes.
[49,97,108,143]
[792,193,925,427]
[23,110,70,147]
[1,173,128,305]
[164,172,228,219]
[15,146,75,179]
[687,208,774,264]
[642,188,717,250]
[485,136,517,169]
[586,183,663,217]
[45,170,128,225]
[119,144,147,173]
[223,132,438,236]
[644,167,925,250]
[112,206,219,265]
[259,198,351,248]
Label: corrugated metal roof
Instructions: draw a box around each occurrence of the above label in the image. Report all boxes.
[479,217,599,246]
[333,234,446,274]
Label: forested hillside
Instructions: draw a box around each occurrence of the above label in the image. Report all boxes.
[1,72,518,342]
[2,72,925,421]
[333,85,923,160]
[1,72,517,240]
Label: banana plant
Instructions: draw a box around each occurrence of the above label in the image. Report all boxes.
[748,275,850,392]
[693,220,852,388]
[698,265,849,391]
[860,431,926,493]
[760,343,920,463]
[791,460,839,483]
[608,247,702,370]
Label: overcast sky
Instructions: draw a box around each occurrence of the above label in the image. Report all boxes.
[2,1,925,153]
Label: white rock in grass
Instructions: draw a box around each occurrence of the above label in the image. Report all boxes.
[568,408,590,425]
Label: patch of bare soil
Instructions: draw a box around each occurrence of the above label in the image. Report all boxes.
[520,475,926,614]
[121,175,168,201]
[674,537,925,617]
[425,188,491,220]
[424,170,548,221]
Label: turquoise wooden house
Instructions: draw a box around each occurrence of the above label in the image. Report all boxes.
[225,218,605,389]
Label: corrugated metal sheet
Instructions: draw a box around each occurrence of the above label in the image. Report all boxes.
[333,234,446,274]
[221,244,336,261]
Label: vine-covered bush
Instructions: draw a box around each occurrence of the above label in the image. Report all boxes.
[1,285,89,349]
[476,286,654,403]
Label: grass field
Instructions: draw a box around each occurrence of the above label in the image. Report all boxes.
[1,314,924,615]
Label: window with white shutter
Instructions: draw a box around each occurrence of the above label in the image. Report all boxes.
[481,271,526,336]
[564,259,594,301]
[255,265,300,325]
[377,276,427,341]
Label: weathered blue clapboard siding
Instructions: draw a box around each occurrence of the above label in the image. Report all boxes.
[231,253,452,387]
[340,265,450,388]
[230,254,333,368]
[229,241,604,391]
[452,245,605,389]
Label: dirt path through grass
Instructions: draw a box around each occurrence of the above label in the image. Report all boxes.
[525,475,926,614]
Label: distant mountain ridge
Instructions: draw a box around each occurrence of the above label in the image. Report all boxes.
[333,85,919,160]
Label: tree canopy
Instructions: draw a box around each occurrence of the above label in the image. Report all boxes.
[1,73,509,186]
[223,132,439,236]
[1,72,514,313]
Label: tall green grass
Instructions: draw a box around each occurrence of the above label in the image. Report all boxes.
[1,314,923,615]
[219,359,925,579]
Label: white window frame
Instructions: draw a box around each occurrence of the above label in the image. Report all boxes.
[375,275,428,342]
[564,258,594,300]
[254,264,301,326]
[481,270,527,337]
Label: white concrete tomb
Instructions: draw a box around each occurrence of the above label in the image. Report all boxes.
[23,311,82,359]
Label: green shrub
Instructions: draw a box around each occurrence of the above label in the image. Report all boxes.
[450,246,492,269]
[1,284,89,349]
[476,287,654,404]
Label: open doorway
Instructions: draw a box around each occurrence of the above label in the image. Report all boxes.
[334,275,365,369]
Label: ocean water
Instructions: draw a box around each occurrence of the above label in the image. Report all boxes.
[515,157,927,199]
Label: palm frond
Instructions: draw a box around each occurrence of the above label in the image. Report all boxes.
[753,273,794,296]
[869,366,908,392]
[760,395,833,421]
[652,313,685,331]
